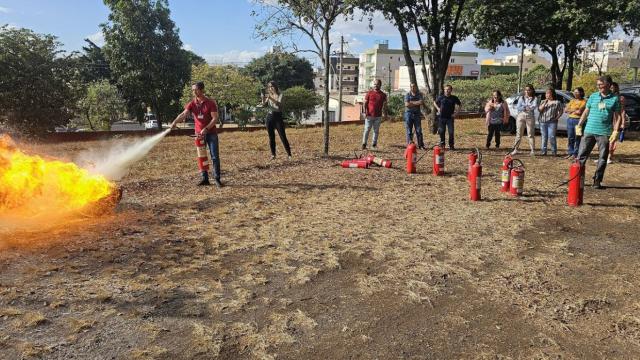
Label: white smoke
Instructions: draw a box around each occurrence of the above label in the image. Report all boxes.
[77,129,171,181]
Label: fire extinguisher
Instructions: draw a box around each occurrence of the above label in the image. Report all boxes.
[469,148,482,201]
[404,143,417,174]
[567,159,585,206]
[468,150,478,180]
[433,145,444,176]
[509,159,525,197]
[500,155,513,192]
[364,153,375,167]
[195,136,210,172]
[341,159,369,168]
[373,156,392,168]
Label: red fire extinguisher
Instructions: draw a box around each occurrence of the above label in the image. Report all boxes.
[567,159,584,206]
[433,145,444,176]
[468,150,478,180]
[404,143,417,174]
[509,159,525,197]
[341,159,369,168]
[195,136,210,172]
[500,155,512,192]
[364,153,375,167]
[373,156,392,168]
[469,148,482,201]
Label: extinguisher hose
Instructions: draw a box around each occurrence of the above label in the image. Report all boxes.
[508,158,525,170]
[557,173,581,188]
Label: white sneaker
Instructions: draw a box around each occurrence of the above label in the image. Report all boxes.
[607,159,613,164]
[510,149,518,156]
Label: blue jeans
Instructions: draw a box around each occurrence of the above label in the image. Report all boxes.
[566,118,581,157]
[438,116,455,148]
[362,116,382,146]
[203,133,221,181]
[539,121,557,154]
[404,111,424,147]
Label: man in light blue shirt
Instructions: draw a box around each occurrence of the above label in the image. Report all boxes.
[576,75,622,189]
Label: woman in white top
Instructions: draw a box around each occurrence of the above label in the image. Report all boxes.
[261,81,292,160]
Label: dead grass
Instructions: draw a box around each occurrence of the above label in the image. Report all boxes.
[1,120,639,358]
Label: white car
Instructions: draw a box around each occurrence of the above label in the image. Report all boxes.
[144,119,158,130]
[506,89,574,132]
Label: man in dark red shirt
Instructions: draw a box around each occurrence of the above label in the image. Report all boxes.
[362,79,388,150]
[170,81,222,187]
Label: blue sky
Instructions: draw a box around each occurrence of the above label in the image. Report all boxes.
[1,0,532,66]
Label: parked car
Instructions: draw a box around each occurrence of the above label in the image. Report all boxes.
[621,92,640,130]
[144,119,158,130]
[506,89,574,133]
[621,85,640,95]
[144,112,158,130]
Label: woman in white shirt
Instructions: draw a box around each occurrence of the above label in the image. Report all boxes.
[261,81,292,160]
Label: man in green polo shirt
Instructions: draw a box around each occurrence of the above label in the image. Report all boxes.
[576,75,622,189]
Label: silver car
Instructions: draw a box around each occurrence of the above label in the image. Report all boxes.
[506,89,575,132]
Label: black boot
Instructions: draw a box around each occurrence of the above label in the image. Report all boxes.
[197,172,210,186]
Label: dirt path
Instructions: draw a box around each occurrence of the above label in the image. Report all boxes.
[1,120,639,359]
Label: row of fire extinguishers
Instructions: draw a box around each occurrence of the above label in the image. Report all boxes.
[342,143,587,207]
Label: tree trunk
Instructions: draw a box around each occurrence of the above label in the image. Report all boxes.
[322,31,331,156]
[548,46,563,89]
[393,9,417,87]
[565,42,577,91]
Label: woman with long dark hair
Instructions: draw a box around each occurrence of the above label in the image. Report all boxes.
[261,81,292,160]
[564,87,586,159]
[538,87,564,156]
[484,90,510,149]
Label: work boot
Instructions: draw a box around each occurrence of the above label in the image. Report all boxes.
[214,179,223,188]
[197,178,210,186]
[361,144,366,150]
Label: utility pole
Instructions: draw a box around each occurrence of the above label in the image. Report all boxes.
[517,41,525,93]
[337,35,344,122]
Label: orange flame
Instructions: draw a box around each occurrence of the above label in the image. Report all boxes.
[0,135,115,217]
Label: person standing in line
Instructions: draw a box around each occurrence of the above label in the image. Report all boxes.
[564,87,587,159]
[404,83,426,149]
[261,81,292,160]
[362,79,387,150]
[576,75,622,189]
[510,84,538,156]
[607,82,626,164]
[537,87,564,156]
[170,81,223,187]
[433,85,461,150]
[484,90,510,149]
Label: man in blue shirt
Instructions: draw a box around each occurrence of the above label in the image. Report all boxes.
[404,83,425,149]
[434,85,461,150]
[576,75,622,189]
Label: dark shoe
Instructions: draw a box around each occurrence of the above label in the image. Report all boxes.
[449,146,456,151]
[197,178,211,186]
[214,179,223,188]
[362,144,366,150]
[592,180,603,189]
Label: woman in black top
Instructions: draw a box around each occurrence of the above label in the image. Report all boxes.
[262,81,292,160]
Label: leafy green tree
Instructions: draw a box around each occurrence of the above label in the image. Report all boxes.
[101,0,190,128]
[253,0,355,156]
[386,94,405,117]
[184,50,207,67]
[0,26,77,135]
[281,86,322,124]
[76,39,111,84]
[77,80,127,131]
[243,51,315,90]
[181,64,260,108]
[469,0,619,90]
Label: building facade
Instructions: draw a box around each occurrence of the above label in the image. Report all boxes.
[580,39,639,73]
[359,41,479,93]
[313,56,359,95]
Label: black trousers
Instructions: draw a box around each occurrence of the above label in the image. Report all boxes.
[486,123,501,148]
[266,111,291,156]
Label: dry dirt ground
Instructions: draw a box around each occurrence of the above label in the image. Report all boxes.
[1,119,639,359]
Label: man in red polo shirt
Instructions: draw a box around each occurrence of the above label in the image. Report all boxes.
[362,79,388,150]
[170,81,222,187]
